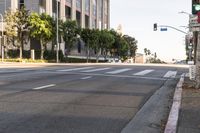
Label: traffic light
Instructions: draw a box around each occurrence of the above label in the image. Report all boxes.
[192,0,200,14]
[153,23,157,31]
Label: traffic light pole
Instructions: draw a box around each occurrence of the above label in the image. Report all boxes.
[195,32,200,88]
[159,25,188,34]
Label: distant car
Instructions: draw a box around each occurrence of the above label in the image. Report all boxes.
[109,59,122,63]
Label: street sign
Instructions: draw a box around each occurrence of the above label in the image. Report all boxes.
[160,28,167,31]
[189,15,200,31]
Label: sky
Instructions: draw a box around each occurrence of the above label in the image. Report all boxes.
[110,0,191,62]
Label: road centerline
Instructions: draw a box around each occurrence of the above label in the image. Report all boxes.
[32,84,56,90]
[81,76,92,80]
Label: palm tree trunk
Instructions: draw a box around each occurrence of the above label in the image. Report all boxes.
[40,40,44,60]
[19,46,23,59]
[86,46,89,63]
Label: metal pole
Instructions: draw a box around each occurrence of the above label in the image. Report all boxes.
[0,14,3,62]
[56,0,59,63]
[159,25,188,34]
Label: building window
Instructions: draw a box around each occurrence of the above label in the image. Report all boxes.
[76,0,81,11]
[52,0,60,19]
[19,0,25,9]
[92,19,96,28]
[99,0,103,20]
[104,0,108,29]
[65,6,71,19]
[66,0,72,7]
[76,11,81,27]
[85,0,90,15]
[92,0,97,17]
[39,0,46,13]
[85,15,89,28]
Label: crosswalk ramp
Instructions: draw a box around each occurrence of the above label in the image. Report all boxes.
[55,67,178,78]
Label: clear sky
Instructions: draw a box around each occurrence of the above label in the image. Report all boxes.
[110,0,191,62]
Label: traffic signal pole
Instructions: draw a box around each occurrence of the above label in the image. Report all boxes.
[195,32,200,88]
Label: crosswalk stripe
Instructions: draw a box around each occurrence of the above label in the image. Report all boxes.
[57,67,94,72]
[81,68,111,72]
[163,71,177,78]
[133,69,154,76]
[106,68,132,74]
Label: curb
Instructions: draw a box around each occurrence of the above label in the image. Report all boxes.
[164,74,185,133]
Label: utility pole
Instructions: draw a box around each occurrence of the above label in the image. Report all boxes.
[56,0,59,63]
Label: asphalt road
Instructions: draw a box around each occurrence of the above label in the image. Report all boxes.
[0,63,188,133]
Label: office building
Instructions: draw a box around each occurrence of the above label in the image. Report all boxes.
[0,0,110,29]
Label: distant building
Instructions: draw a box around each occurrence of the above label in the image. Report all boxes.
[135,53,144,63]
[126,53,144,64]
[116,24,123,35]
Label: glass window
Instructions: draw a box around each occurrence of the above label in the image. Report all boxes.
[19,0,25,9]
[98,0,103,20]
[66,0,72,7]
[39,0,46,13]
[92,0,97,17]
[85,0,90,15]
[104,0,108,16]
[76,0,81,11]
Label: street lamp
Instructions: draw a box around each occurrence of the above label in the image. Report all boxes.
[0,13,4,62]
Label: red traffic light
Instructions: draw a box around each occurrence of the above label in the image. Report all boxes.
[153,23,157,31]
[198,11,200,23]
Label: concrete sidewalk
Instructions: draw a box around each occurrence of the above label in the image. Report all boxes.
[177,78,200,133]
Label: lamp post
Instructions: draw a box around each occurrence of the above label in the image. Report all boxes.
[0,13,4,62]
[56,0,59,63]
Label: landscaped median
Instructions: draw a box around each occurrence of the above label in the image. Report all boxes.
[2,59,48,63]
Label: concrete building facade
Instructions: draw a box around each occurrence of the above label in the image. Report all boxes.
[0,0,110,58]
[0,0,110,30]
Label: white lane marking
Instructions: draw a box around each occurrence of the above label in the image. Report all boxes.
[32,84,56,90]
[163,71,177,78]
[81,67,111,72]
[133,69,154,76]
[42,71,166,81]
[81,76,92,80]
[57,67,94,72]
[106,68,132,74]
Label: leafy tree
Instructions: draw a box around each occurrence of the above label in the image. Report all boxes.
[90,29,100,62]
[80,28,92,62]
[118,37,129,60]
[109,29,121,58]
[5,7,30,59]
[144,48,151,56]
[61,20,79,57]
[99,30,114,61]
[109,29,130,60]
[29,13,54,59]
[123,35,138,62]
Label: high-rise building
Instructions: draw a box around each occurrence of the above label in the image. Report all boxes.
[0,0,110,30]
